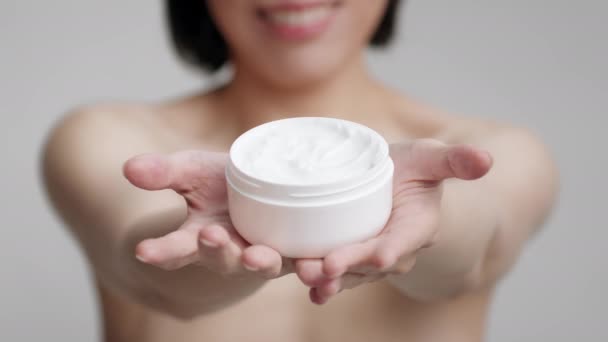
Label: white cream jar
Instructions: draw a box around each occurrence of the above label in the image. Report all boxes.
[226,117,393,258]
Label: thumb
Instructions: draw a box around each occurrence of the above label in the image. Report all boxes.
[391,139,493,182]
[123,151,228,193]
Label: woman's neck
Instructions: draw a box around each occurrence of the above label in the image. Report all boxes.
[216,55,391,130]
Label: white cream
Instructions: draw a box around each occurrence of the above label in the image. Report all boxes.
[231,117,385,185]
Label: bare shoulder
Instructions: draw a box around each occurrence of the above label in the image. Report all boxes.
[43,103,157,151]
[41,103,167,222]
[44,104,148,186]
[424,104,560,213]
[392,93,559,270]
[392,93,555,163]
[438,114,559,196]
[41,95,225,227]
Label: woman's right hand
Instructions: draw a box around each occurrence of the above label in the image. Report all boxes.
[123,150,293,279]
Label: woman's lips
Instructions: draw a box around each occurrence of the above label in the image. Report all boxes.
[258,2,338,41]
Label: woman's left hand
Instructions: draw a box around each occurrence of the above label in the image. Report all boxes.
[294,139,493,304]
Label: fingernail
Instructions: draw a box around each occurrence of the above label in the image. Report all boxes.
[135,254,148,263]
[243,263,259,272]
[200,238,219,248]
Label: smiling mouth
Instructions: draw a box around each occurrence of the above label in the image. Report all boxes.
[257,1,341,40]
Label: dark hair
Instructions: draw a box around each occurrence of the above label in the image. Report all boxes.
[166,0,402,72]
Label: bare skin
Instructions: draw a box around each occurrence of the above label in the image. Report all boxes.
[43,79,558,341]
[41,3,557,339]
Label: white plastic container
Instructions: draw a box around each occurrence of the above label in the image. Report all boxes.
[226,117,393,258]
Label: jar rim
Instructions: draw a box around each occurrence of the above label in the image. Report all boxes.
[226,158,393,205]
[229,117,389,185]
[227,117,393,203]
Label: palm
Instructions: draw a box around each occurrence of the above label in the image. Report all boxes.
[173,152,246,267]
[125,141,492,303]
[294,140,493,304]
[125,151,290,277]
[173,152,237,246]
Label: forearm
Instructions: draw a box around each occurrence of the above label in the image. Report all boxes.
[387,177,500,300]
[90,207,268,319]
[387,127,558,300]
[42,110,276,318]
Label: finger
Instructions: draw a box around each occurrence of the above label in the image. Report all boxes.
[309,287,326,305]
[295,259,326,286]
[392,140,493,182]
[323,214,431,278]
[379,208,438,262]
[314,273,386,304]
[198,223,231,248]
[308,278,341,305]
[341,273,385,290]
[344,265,382,275]
[135,220,201,270]
[198,224,244,275]
[123,153,172,191]
[446,144,493,180]
[345,244,413,275]
[374,219,424,275]
[323,239,380,279]
[242,245,285,279]
[384,256,417,275]
[123,151,228,193]
[315,278,342,299]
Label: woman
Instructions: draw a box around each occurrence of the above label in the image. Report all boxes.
[42,1,558,341]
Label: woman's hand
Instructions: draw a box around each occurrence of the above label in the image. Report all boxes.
[294,139,493,304]
[124,150,292,280]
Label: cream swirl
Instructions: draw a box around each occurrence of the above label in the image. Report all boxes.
[231,117,387,185]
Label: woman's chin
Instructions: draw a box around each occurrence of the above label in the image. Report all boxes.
[256,58,347,89]
[266,71,336,90]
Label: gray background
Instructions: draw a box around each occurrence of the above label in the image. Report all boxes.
[1,0,606,341]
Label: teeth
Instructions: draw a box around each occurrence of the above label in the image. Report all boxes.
[267,6,331,26]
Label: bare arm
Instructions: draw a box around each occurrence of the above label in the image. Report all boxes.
[42,108,289,319]
[295,123,559,303]
[388,125,559,299]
